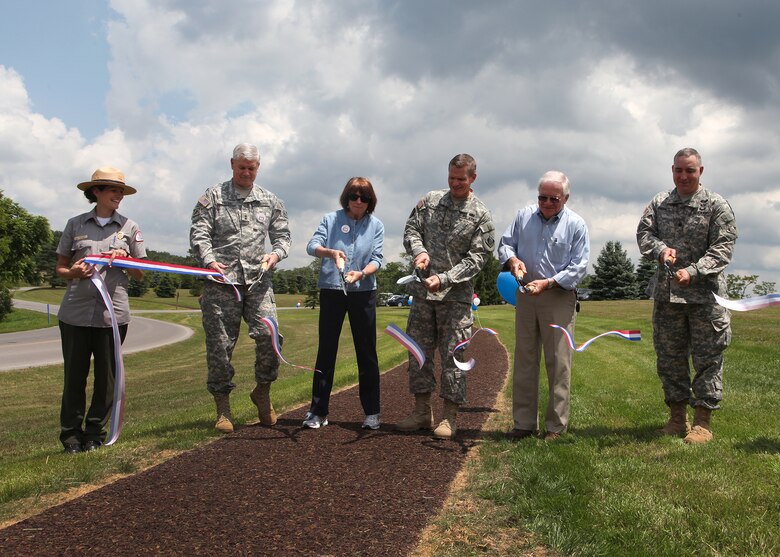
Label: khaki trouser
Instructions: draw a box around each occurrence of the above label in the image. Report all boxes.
[512,288,576,433]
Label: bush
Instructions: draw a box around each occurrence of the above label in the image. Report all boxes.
[154,274,178,298]
[0,285,13,323]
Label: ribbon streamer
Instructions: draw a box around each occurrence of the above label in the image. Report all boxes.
[385,323,426,369]
[713,292,780,312]
[84,254,246,445]
[84,255,242,300]
[549,324,641,352]
[88,270,125,446]
[452,327,499,371]
[260,316,322,374]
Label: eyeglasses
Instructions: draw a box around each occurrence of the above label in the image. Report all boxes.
[538,195,562,204]
[349,193,371,203]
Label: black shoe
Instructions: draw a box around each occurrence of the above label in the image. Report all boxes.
[83,440,102,452]
[506,428,536,441]
[63,443,82,454]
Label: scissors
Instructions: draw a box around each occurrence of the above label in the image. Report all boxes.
[396,266,424,286]
[664,259,675,281]
[515,269,528,294]
[336,255,348,295]
[248,260,270,293]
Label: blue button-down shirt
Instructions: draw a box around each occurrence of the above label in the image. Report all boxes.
[498,205,590,290]
[307,209,384,291]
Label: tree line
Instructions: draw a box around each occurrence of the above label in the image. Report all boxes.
[586,240,776,301]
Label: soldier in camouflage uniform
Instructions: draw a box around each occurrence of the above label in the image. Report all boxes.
[397,154,495,439]
[637,147,737,445]
[190,143,291,433]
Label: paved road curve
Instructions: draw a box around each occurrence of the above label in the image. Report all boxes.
[0,300,194,372]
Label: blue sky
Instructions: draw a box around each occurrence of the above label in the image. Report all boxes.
[1,1,779,288]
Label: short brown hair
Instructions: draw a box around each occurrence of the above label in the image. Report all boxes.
[449,153,477,176]
[339,177,377,214]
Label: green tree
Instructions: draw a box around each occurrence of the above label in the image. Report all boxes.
[377,261,408,294]
[128,275,150,297]
[189,279,204,297]
[0,192,51,286]
[304,288,319,309]
[589,241,638,300]
[726,274,758,299]
[0,286,12,322]
[753,281,776,297]
[33,230,67,288]
[272,271,289,294]
[474,252,501,305]
[635,254,656,299]
[154,273,178,298]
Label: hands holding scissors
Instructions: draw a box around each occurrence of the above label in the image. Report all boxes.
[660,248,690,287]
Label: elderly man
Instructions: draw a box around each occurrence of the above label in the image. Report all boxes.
[637,147,737,444]
[190,143,291,433]
[498,171,590,441]
[398,153,495,439]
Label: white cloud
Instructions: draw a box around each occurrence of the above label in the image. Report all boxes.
[1,2,779,289]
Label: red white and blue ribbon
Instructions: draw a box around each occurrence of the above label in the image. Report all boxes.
[84,254,244,445]
[88,270,125,446]
[713,292,780,312]
[385,323,425,368]
[550,324,641,352]
[452,327,499,371]
[83,255,242,301]
[260,316,322,374]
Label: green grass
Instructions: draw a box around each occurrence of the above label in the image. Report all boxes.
[429,301,780,557]
[0,305,411,526]
[0,308,58,333]
[14,287,311,310]
[2,301,780,557]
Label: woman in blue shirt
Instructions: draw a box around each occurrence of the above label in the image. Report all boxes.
[303,177,384,430]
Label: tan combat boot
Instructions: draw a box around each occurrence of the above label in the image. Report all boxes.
[250,383,277,426]
[433,400,459,440]
[658,401,690,437]
[213,393,234,434]
[396,393,434,431]
[684,406,713,444]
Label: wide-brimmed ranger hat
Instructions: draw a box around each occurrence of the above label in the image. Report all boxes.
[77,167,137,195]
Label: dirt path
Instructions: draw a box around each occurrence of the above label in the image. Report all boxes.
[0,332,508,556]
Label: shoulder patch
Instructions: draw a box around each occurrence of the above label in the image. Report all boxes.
[198,195,211,208]
[134,230,144,243]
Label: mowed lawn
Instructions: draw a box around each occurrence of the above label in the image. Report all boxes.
[2,300,779,556]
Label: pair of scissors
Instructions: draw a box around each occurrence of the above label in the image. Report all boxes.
[396,266,424,286]
[515,269,528,294]
[336,255,348,295]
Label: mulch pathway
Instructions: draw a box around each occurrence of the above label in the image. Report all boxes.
[1,332,508,556]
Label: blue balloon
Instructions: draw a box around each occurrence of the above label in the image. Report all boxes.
[496,272,519,306]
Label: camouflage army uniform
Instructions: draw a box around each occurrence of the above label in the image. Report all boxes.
[403,189,495,404]
[637,186,737,410]
[190,180,291,395]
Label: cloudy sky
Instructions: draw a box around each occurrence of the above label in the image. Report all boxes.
[2,1,779,286]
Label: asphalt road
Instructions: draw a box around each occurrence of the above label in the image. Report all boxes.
[0,300,194,372]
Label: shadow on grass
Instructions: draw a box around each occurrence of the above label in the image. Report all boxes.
[734,436,780,454]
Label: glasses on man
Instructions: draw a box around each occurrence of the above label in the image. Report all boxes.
[349,193,371,203]
[538,195,562,204]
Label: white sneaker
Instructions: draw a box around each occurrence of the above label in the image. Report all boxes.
[362,414,381,430]
[302,412,328,429]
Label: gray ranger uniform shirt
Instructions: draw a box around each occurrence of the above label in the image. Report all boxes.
[56,208,147,327]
